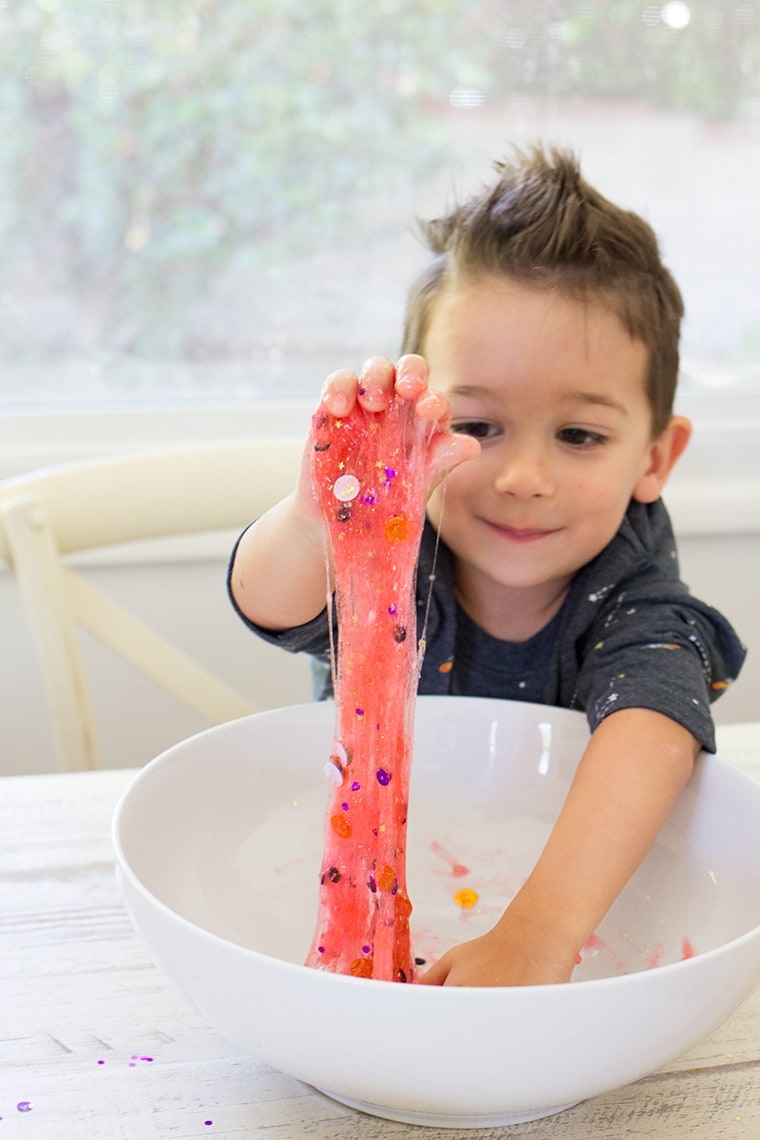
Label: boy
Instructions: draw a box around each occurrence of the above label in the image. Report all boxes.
[229,146,745,987]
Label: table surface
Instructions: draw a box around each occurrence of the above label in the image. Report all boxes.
[2,725,760,1140]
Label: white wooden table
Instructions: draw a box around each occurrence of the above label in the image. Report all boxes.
[2,726,760,1140]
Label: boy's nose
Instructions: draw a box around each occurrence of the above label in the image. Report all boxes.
[493,446,555,498]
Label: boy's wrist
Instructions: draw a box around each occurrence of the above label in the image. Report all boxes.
[497,885,587,967]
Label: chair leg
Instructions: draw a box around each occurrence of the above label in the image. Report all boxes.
[1,494,100,771]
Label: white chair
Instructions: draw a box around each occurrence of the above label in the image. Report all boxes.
[0,440,302,772]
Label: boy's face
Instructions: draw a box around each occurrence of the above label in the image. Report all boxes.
[423,276,665,635]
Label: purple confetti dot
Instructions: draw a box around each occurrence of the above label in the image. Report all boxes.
[388,603,397,615]
[204,1121,213,1127]
[351,781,361,791]
[141,1056,154,1063]
[376,768,391,786]
[384,467,397,481]
[17,1102,33,1113]
[97,1059,105,1065]
[318,945,325,953]
[341,801,349,811]
[362,945,371,954]
[355,707,364,717]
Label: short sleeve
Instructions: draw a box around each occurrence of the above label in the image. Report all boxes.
[226,521,333,658]
[574,588,746,752]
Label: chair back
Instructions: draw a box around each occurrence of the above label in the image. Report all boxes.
[0,440,302,771]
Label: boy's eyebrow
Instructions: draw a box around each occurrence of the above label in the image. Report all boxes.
[446,385,496,400]
[568,391,629,416]
[448,385,630,416]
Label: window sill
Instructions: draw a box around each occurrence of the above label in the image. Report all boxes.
[1,388,758,540]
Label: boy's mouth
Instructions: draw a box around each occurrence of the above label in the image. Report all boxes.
[486,522,559,543]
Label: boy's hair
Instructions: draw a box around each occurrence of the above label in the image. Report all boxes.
[401,145,683,436]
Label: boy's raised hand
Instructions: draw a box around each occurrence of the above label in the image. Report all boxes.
[231,353,478,634]
[310,354,480,498]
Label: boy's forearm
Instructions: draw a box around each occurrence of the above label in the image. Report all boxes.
[503,708,699,961]
[229,491,329,631]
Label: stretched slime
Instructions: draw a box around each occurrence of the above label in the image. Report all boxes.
[305,393,429,982]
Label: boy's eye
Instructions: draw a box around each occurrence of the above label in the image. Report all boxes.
[450,420,500,441]
[557,427,607,448]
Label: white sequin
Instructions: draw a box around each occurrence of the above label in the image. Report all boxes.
[333,474,361,502]
[324,761,344,787]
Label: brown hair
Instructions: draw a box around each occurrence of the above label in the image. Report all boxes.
[401,145,684,436]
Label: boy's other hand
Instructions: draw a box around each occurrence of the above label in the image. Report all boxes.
[418,919,578,988]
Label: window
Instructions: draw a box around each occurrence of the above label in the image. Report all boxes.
[1,1,758,414]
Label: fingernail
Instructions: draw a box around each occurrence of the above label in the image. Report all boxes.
[396,371,420,396]
[327,392,350,414]
[417,391,447,414]
[360,385,386,404]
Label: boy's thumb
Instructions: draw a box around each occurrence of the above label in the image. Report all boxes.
[426,431,480,494]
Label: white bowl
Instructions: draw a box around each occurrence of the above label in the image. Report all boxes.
[113,697,760,1128]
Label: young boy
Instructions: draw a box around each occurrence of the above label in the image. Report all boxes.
[229,145,746,987]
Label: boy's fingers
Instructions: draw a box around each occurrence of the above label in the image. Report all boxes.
[321,354,448,427]
[395,353,429,400]
[415,388,451,427]
[321,368,359,416]
[356,356,395,410]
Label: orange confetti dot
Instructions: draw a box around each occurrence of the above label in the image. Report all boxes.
[454,888,479,909]
[350,957,374,978]
[394,894,413,920]
[376,865,397,891]
[711,680,729,691]
[330,814,352,839]
[438,659,454,674]
[384,515,409,543]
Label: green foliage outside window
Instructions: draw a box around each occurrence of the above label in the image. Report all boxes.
[0,1,757,396]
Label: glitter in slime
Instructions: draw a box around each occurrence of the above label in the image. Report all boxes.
[305,393,430,983]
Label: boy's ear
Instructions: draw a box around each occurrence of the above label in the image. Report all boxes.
[632,415,692,504]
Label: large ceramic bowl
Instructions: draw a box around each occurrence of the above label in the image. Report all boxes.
[113,697,760,1128]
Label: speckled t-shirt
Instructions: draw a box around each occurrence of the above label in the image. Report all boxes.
[229,499,746,752]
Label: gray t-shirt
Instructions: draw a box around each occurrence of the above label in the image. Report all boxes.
[229,499,746,752]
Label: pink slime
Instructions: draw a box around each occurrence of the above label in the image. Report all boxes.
[305,394,429,982]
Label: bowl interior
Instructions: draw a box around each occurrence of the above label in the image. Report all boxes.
[116,696,760,981]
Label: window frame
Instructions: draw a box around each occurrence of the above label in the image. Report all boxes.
[1,383,758,543]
